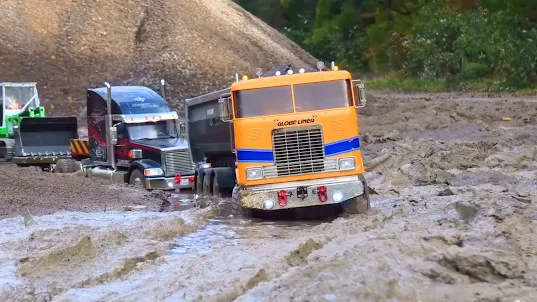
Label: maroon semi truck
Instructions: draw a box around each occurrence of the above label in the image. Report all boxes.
[55,81,197,191]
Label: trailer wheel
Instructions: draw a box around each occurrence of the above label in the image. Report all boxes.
[212,175,222,198]
[129,169,146,189]
[195,170,204,196]
[202,174,212,196]
[229,185,250,217]
[55,159,80,174]
[342,185,371,215]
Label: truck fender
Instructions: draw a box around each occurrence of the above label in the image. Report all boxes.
[212,167,236,190]
[128,159,162,175]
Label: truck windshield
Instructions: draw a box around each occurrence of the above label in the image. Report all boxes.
[233,85,293,118]
[128,120,177,140]
[4,87,38,110]
[293,80,352,112]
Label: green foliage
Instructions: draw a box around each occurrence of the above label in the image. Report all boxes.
[234,0,537,90]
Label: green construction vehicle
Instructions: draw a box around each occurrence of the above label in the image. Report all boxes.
[0,82,79,169]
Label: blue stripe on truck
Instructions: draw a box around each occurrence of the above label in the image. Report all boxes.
[236,136,361,163]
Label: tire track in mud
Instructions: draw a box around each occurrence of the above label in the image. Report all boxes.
[212,237,329,302]
[0,207,219,302]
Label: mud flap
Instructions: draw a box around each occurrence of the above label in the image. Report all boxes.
[13,117,79,157]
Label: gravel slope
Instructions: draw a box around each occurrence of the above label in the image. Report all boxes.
[0,0,317,117]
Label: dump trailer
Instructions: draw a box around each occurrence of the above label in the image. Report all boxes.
[0,82,79,168]
[184,62,370,216]
[55,81,196,191]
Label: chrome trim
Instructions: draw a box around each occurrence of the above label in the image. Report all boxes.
[263,159,338,178]
[120,111,179,124]
[271,125,325,177]
[239,175,365,210]
[162,148,196,176]
[145,176,194,190]
[247,175,361,192]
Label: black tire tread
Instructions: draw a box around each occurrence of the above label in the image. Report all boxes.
[129,169,146,189]
[230,185,250,217]
[202,173,212,196]
[212,174,221,198]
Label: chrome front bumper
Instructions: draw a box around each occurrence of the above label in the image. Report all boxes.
[238,175,366,210]
[145,175,194,190]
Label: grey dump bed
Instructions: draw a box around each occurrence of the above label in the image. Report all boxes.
[185,88,234,163]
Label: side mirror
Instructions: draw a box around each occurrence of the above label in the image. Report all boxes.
[178,122,186,137]
[218,95,232,122]
[352,80,367,108]
[110,126,118,145]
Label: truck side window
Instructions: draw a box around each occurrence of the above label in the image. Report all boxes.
[116,123,126,140]
[293,80,352,112]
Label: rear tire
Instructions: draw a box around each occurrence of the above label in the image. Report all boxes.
[229,185,250,217]
[195,170,204,196]
[212,175,222,198]
[129,169,146,190]
[202,173,212,196]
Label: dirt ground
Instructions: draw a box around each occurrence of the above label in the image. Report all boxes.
[1,91,537,302]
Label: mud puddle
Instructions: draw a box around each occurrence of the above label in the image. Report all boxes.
[170,215,333,256]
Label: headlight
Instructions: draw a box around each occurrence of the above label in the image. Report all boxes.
[144,168,164,177]
[246,167,263,180]
[338,157,355,171]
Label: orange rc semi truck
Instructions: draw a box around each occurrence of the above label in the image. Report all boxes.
[184,62,369,216]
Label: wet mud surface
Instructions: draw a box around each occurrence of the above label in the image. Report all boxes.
[1,91,537,301]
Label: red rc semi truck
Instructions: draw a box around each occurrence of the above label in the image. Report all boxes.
[55,81,196,190]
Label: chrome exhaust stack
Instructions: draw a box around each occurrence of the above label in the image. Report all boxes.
[104,82,116,169]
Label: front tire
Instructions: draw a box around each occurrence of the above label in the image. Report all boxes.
[129,169,146,190]
[342,185,371,215]
[229,185,250,217]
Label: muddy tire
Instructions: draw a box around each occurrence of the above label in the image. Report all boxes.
[229,185,250,217]
[0,141,6,160]
[195,170,204,196]
[342,185,371,215]
[55,159,80,174]
[212,174,222,198]
[129,169,146,189]
[202,173,212,196]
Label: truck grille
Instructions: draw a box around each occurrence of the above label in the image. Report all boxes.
[272,125,325,177]
[164,149,196,176]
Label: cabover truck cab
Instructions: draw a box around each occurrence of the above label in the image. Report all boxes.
[56,82,196,191]
[185,63,370,216]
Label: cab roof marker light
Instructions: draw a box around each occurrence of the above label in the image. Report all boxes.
[298,68,305,74]
[255,68,263,78]
[287,69,293,75]
[242,75,248,81]
[275,71,281,76]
